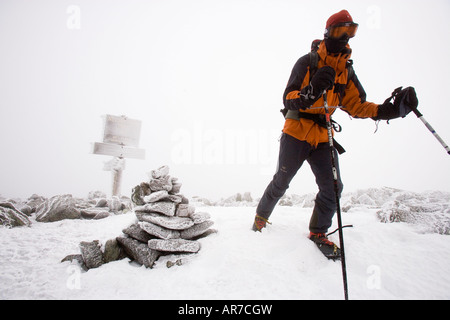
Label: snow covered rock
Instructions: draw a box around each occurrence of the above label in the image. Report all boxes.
[79,240,104,269]
[131,183,151,206]
[138,221,181,240]
[25,194,47,213]
[180,220,215,240]
[149,165,170,179]
[176,204,195,217]
[376,192,450,235]
[137,212,194,230]
[107,196,123,213]
[122,223,156,243]
[35,194,81,222]
[190,212,211,224]
[149,175,173,192]
[103,238,126,263]
[144,190,169,203]
[134,201,176,217]
[148,239,201,253]
[0,202,32,227]
[116,236,161,268]
[80,208,110,220]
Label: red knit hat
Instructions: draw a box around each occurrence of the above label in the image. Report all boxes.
[326,10,354,29]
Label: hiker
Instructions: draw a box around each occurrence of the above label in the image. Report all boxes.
[252,10,418,260]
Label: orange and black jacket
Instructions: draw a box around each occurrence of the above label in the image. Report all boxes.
[283,41,379,147]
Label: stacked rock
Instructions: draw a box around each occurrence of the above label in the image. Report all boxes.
[115,165,216,268]
[62,165,216,270]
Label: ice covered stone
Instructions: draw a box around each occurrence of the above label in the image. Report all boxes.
[117,236,161,268]
[25,194,46,213]
[79,240,104,269]
[190,211,211,224]
[0,202,32,227]
[170,182,182,194]
[143,190,169,203]
[131,182,151,206]
[139,221,180,240]
[35,194,81,222]
[134,201,176,216]
[103,238,126,263]
[80,208,110,220]
[148,239,201,253]
[176,204,195,217]
[165,194,183,204]
[122,223,156,243]
[149,175,173,192]
[181,220,215,239]
[192,228,218,240]
[149,165,170,179]
[136,212,194,230]
[108,196,123,213]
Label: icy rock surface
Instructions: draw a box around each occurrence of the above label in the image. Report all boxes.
[0,191,131,227]
[138,221,181,240]
[148,239,201,253]
[116,236,160,268]
[0,202,32,227]
[137,212,194,230]
[79,240,104,269]
[374,190,450,235]
[36,194,81,222]
[134,201,176,216]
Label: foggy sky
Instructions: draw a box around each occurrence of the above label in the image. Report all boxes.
[1,0,449,201]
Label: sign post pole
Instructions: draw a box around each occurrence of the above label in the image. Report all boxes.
[112,158,123,197]
[92,115,145,197]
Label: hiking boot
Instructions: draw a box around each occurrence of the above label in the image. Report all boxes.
[252,215,271,232]
[309,232,341,261]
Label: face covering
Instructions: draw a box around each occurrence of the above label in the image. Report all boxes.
[324,35,349,54]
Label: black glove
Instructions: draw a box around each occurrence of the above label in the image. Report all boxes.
[310,66,336,96]
[297,66,336,109]
[373,86,418,121]
[395,86,418,111]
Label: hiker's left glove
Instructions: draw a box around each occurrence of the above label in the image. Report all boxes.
[373,86,417,121]
[395,86,418,111]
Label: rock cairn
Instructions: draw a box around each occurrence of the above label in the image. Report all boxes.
[62,165,216,270]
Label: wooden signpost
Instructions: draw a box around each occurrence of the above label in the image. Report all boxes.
[92,115,145,197]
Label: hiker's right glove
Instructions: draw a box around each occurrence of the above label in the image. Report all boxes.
[310,66,336,98]
[299,66,336,108]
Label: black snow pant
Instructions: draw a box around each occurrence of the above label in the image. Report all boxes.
[256,133,343,234]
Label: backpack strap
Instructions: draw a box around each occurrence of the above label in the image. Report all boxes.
[346,59,354,82]
[308,51,319,82]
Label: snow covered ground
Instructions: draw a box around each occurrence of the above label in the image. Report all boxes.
[1,189,450,300]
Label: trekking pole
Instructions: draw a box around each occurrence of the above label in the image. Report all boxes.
[410,107,450,155]
[322,91,349,300]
